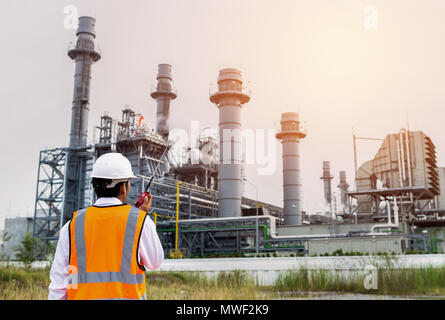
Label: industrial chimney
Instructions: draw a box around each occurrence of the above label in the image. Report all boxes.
[321,161,333,213]
[337,171,350,212]
[63,16,101,224]
[151,64,177,140]
[210,68,250,218]
[68,16,101,148]
[276,112,306,225]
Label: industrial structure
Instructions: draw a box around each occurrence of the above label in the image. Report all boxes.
[151,64,177,140]
[31,18,288,257]
[18,16,445,260]
[320,161,334,215]
[347,130,443,228]
[33,17,100,240]
[276,112,306,225]
[338,171,349,213]
[210,68,250,218]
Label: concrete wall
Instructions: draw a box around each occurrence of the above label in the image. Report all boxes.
[0,217,33,260]
[307,236,405,256]
[277,223,376,237]
[155,255,445,285]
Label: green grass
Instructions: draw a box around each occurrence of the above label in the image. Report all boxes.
[146,270,276,299]
[274,265,445,296]
[378,266,445,295]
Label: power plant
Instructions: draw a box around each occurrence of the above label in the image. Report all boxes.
[4,15,445,260]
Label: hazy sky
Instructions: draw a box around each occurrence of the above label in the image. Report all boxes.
[2,0,445,229]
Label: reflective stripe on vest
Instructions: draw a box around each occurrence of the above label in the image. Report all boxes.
[74,206,144,285]
[92,294,147,301]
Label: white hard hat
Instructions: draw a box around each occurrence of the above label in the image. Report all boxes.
[91,153,136,180]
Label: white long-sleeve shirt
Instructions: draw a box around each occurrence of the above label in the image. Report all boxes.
[48,197,164,300]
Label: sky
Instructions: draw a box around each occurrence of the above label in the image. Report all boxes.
[2,0,445,229]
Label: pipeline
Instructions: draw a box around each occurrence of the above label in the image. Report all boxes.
[157,224,269,241]
[371,197,399,233]
[156,223,306,250]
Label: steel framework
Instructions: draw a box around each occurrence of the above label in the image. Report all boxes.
[346,186,438,231]
[33,148,67,240]
[156,216,305,257]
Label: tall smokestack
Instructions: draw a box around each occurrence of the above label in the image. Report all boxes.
[337,171,349,212]
[63,16,101,224]
[68,16,101,148]
[321,161,333,212]
[151,64,177,140]
[276,112,306,225]
[210,68,250,217]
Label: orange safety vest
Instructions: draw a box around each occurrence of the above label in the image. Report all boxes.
[67,205,147,300]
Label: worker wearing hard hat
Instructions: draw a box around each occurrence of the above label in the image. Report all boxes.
[48,153,164,300]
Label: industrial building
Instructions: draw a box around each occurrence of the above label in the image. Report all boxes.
[2,16,445,260]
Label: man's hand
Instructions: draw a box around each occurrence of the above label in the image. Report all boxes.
[136,193,152,213]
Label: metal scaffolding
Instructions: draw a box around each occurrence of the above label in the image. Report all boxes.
[33,147,96,240]
[346,186,438,231]
[33,148,67,240]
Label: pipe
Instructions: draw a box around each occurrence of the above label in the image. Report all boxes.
[371,197,399,233]
[158,214,343,240]
[396,135,403,187]
[153,212,157,227]
[405,129,412,187]
[353,130,358,191]
[386,200,392,224]
[174,182,182,258]
[399,131,406,186]
[157,224,271,249]
[405,129,415,216]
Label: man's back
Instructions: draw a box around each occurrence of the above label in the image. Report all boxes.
[48,198,164,300]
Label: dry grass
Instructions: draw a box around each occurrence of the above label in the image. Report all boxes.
[0,267,277,300]
[2,265,445,300]
[0,266,49,300]
[146,271,278,300]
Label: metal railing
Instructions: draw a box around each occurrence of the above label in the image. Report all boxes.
[209,82,251,99]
